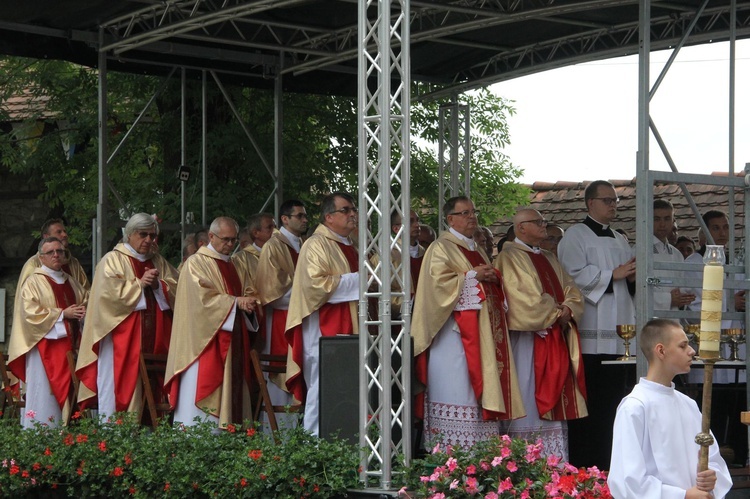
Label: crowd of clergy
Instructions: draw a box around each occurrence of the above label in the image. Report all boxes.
[6,181,741,498]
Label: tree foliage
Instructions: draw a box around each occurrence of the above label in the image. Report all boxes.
[0,56,528,263]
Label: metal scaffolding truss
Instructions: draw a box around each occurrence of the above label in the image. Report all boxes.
[438,102,471,231]
[357,0,412,489]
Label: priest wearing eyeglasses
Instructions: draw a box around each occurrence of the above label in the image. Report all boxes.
[557,180,635,469]
[412,196,523,448]
[284,192,360,436]
[9,237,88,428]
[76,213,179,421]
[496,208,587,461]
[165,216,260,429]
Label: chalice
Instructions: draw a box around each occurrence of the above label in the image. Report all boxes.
[724,328,745,362]
[616,324,636,361]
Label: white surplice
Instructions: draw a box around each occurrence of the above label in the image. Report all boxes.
[652,236,685,312]
[558,220,635,354]
[608,378,732,499]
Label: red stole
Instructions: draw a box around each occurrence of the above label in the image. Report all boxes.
[454,246,514,420]
[10,277,77,410]
[285,241,357,404]
[528,252,587,420]
[269,245,299,365]
[194,258,252,423]
[319,242,358,336]
[107,257,173,412]
[410,253,423,293]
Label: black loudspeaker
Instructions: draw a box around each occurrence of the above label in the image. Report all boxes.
[319,336,360,444]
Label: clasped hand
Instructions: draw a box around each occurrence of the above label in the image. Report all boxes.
[473,264,498,284]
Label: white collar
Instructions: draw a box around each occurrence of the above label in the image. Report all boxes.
[207,243,231,262]
[588,215,610,230]
[280,226,302,252]
[124,243,149,262]
[253,242,263,253]
[41,265,66,284]
[514,237,541,254]
[449,227,475,251]
[325,226,352,245]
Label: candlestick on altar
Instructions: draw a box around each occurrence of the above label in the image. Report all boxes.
[696,245,724,471]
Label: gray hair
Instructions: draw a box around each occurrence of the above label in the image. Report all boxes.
[38,236,63,254]
[122,213,159,242]
[209,216,239,235]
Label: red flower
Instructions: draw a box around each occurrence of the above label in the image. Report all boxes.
[21,470,29,478]
[260,473,267,480]
[240,478,248,487]
[164,482,171,491]
[72,411,82,419]
[115,418,123,425]
[226,424,236,433]
[76,434,88,444]
[246,427,256,437]
[32,463,41,471]
[98,441,107,452]
[314,484,320,492]
[112,467,124,477]
[76,468,83,476]
[248,449,263,460]
[124,453,133,465]
[43,447,52,456]
[192,483,200,490]
[128,485,136,495]
[63,434,74,446]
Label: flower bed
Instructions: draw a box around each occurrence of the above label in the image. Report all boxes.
[0,413,360,498]
[400,435,612,499]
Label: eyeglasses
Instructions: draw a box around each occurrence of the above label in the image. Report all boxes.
[287,213,308,220]
[449,209,480,218]
[41,249,66,257]
[592,197,620,206]
[137,232,158,240]
[331,206,358,215]
[211,232,238,244]
[519,219,548,227]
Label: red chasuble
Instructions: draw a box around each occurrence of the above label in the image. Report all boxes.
[528,252,587,420]
[269,246,299,366]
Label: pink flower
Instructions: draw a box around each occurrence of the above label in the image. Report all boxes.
[520,491,531,499]
[506,461,518,472]
[491,456,503,467]
[500,446,511,458]
[449,479,459,489]
[25,409,36,419]
[547,454,561,467]
[429,494,445,499]
[480,461,491,471]
[428,470,442,481]
[465,476,479,494]
[431,443,441,454]
[466,464,477,475]
[498,477,513,492]
[485,493,499,499]
[564,462,579,473]
[545,481,561,496]
[501,434,512,444]
[446,457,458,472]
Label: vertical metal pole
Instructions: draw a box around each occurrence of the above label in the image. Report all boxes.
[274,55,284,218]
[202,70,207,227]
[181,68,187,256]
[635,0,651,379]
[358,0,411,489]
[96,29,108,263]
[728,0,736,259]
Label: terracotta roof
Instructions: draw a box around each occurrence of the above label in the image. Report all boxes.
[1,87,52,121]
[488,174,745,245]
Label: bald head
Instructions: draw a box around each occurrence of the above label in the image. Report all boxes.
[513,208,547,247]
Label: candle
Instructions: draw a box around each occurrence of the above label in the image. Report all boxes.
[699,246,724,359]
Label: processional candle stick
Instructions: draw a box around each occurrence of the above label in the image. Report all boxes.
[696,245,724,471]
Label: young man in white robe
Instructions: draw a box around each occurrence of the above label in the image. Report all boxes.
[608,319,732,499]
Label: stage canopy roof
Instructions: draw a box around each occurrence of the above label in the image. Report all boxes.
[1,1,749,97]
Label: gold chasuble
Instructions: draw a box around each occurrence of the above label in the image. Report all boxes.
[284,224,358,404]
[76,244,178,411]
[256,231,300,389]
[165,246,257,427]
[9,269,88,420]
[369,244,426,313]
[412,232,523,421]
[497,243,588,420]
[232,244,261,285]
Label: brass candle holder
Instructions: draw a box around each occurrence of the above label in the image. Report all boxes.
[616,324,636,361]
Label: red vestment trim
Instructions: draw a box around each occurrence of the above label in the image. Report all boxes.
[456,245,513,420]
[527,252,587,419]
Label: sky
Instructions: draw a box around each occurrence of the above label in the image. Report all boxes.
[492,39,750,185]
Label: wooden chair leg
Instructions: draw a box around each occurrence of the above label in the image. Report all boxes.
[250,350,279,437]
